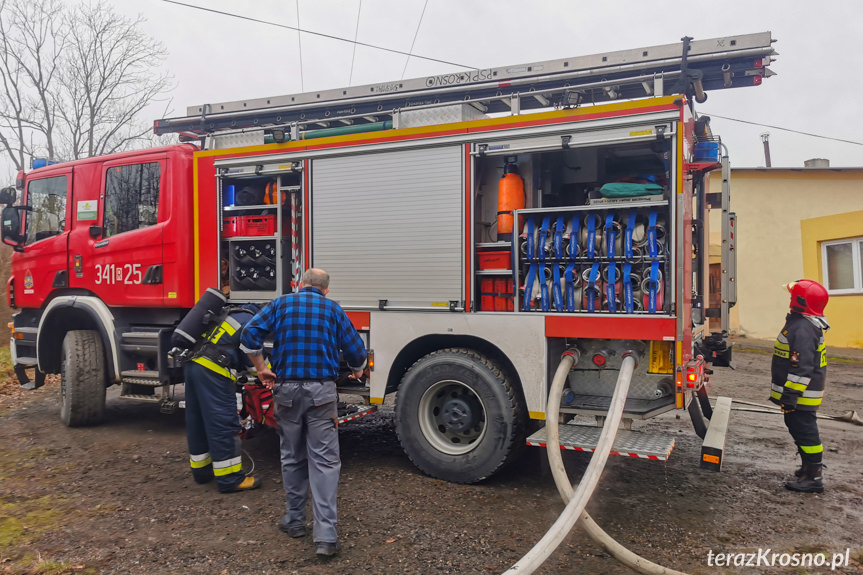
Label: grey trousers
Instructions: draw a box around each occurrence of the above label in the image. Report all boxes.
[274,380,340,543]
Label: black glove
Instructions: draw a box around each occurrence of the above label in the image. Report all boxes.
[779,389,801,414]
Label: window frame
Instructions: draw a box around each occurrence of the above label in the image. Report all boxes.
[102,161,162,239]
[24,175,68,245]
[821,237,863,295]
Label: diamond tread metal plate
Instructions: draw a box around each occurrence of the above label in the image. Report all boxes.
[526,424,675,460]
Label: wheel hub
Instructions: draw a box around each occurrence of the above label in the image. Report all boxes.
[441,397,478,433]
[417,379,488,456]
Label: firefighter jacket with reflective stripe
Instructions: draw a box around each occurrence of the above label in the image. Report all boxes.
[190,307,257,380]
[770,313,827,411]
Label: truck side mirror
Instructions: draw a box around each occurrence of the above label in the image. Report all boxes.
[0,186,16,205]
[1,206,26,248]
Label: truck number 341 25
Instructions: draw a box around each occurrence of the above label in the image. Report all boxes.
[94,263,142,285]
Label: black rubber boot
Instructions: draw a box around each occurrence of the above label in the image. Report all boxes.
[794,461,825,478]
[785,463,824,493]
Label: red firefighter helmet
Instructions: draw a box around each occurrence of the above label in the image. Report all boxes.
[786,279,828,316]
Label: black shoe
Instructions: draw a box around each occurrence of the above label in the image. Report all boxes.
[278,515,307,538]
[785,464,824,493]
[315,541,341,557]
[219,476,261,493]
[794,462,826,478]
[192,466,214,484]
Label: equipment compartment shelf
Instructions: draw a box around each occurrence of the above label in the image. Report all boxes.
[223,204,278,212]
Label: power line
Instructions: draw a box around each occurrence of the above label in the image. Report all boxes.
[348,0,362,86]
[707,113,863,147]
[160,0,476,71]
[401,0,429,80]
[295,0,304,91]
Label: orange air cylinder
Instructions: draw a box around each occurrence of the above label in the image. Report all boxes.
[497,162,524,242]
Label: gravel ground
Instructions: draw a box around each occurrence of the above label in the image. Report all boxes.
[0,347,861,575]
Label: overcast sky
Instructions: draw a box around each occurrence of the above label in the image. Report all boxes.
[54,0,863,169]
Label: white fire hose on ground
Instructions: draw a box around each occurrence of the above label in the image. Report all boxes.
[504,350,690,575]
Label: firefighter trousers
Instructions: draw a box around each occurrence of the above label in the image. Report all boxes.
[184,362,246,491]
[784,410,823,465]
[274,380,340,544]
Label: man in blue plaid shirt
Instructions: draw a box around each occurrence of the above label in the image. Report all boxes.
[241,268,366,558]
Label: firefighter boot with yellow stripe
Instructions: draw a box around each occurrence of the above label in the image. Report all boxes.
[785,463,823,493]
[220,476,261,493]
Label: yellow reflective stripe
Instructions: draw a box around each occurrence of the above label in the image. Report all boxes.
[770,391,782,400]
[213,456,242,476]
[774,340,790,350]
[797,397,823,406]
[190,455,212,469]
[191,356,235,380]
[784,381,807,392]
[206,318,238,344]
[214,464,242,476]
[800,444,823,454]
[220,318,239,336]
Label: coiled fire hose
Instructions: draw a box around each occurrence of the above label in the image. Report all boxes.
[504,350,690,575]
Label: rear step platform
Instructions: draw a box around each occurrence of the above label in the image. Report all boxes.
[527,423,675,461]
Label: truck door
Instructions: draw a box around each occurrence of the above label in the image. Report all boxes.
[75,155,166,306]
[14,169,72,309]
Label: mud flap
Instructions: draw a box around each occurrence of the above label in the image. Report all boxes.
[700,396,732,472]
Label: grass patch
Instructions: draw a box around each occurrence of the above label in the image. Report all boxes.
[2,553,94,574]
[0,495,67,551]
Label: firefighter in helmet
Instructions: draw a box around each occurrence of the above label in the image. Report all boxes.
[183,303,262,493]
[770,279,829,493]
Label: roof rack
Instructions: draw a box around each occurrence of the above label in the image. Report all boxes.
[154,32,776,137]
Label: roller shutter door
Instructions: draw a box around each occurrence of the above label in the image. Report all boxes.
[311,146,463,308]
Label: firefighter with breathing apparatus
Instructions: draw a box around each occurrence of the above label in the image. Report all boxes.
[170,288,262,493]
[770,279,829,493]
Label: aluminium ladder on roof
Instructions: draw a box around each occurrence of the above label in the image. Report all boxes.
[154,32,777,137]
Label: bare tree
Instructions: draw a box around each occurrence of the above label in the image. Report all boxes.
[0,0,66,171]
[58,3,172,159]
[0,0,172,171]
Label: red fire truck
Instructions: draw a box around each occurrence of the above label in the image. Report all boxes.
[1,34,774,483]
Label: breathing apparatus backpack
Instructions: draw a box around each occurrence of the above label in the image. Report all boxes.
[170,288,260,369]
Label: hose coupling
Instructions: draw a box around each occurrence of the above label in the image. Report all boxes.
[561,348,581,367]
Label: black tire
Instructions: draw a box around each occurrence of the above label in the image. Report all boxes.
[60,330,107,427]
[395,348,525,483]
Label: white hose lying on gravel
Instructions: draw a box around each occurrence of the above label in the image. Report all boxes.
[503,350,691,575]
[544,352,690,575]
[503,352,634,574]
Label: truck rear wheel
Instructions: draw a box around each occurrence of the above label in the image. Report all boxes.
[60,330,107,427]
[395,348,524,483]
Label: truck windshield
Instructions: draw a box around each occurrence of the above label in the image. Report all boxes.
[26,176,67,244]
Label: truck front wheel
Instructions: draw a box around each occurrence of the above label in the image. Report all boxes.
[395,348,525,483]
[60,330,107,427]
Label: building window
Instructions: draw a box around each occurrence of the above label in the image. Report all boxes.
[822,237,863,294]
[104,162,161,238]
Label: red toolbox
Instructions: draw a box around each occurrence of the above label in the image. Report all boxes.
[223,214,276,238]
[477,249,511,270]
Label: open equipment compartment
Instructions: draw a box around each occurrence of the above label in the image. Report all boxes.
[473,135,675,317]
